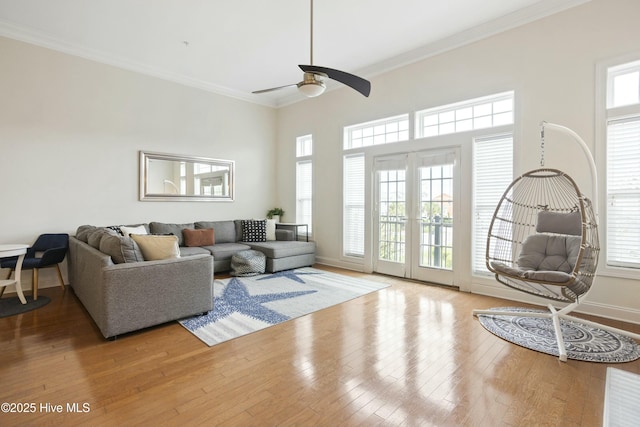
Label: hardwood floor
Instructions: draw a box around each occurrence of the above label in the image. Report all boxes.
[1,265,638,426]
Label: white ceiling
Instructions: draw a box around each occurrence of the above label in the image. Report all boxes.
[0,0,589,107]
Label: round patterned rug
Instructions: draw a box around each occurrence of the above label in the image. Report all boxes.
[477,307,640,363]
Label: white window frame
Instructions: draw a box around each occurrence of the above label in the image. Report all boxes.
[343,153,366,258]
[296,135,313,235]
[596,54,640,279]
[344,114,410,150]
[472,133,513,276]
[415,91,514,139]
[296,134,313,158]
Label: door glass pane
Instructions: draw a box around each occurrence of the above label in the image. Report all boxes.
[378,169,406,263]
[419,164,454,270]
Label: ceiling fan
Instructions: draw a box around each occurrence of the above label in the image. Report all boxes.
[252,0,371,98]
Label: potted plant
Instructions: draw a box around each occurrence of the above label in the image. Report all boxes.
[266,208,285,223]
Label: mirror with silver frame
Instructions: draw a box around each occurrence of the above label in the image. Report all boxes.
[140,151,234,201]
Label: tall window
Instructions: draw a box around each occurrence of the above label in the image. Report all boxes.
[605,60,640,269]
[296,135,313,233]
[344,154,365,257]
[473,134,513,274]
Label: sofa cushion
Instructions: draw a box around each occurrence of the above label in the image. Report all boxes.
[183,228,215,247]
[536,210,582,236]
[179,246,211,257]
[149,222,194,246]
[76,225,98,243]
[131,234,181,261]
[205,243,251,261]
[517,233,581,274]
[248,241,316,259]
[241,219,267,242]
[100,234,144,263]
[87,228,116,249]
[195,221,236,243]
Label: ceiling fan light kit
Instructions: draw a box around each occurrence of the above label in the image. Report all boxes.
[297,72,326,97]
[253,0,371,99]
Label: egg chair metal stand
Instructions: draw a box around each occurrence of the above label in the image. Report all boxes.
[473,122,640,362]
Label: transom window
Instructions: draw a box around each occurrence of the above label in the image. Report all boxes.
[296,134,313,157]
[344,114,409,150]
[415,91,514,138]
[607,60,640,108]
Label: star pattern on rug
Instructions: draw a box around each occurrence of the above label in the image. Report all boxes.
[182,277,317,331]
[256,269,323,284]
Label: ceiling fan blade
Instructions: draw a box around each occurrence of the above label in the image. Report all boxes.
[299,65,371,97]
[252,83,298,94]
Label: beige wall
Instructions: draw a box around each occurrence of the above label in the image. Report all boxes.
[0,37,277,287]
[275,0,640,322]
[1,0,638,322]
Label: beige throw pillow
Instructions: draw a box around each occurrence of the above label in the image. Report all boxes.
[131,234,180,261]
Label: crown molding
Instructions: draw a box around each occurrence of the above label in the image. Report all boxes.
[354,0,593,82]
[275,0,591,108]
[0,0,590,109]
[0,18,277,108]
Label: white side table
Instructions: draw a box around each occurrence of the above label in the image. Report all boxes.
[0,244,29,305]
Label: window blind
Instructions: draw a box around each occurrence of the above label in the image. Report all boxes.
[344,154,365,257]
[296,160,313,233]
[606,117,640,268]
[473,134,513,274]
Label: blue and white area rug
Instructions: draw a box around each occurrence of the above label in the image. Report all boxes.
[180,267,389,346]
[478,307,640,363]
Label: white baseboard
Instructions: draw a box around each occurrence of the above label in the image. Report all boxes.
[471,282,640,325]
[315,256,368,273]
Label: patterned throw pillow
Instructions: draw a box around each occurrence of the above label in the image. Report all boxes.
[106,225,124,236]
[241,219,267,242]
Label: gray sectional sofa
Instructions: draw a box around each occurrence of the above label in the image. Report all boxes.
[68,219,316,339]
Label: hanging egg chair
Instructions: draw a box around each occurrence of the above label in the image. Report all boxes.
[486,167,599,303]
[474,122,639,362]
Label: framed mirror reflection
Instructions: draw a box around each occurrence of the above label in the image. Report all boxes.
[139,151,235,201]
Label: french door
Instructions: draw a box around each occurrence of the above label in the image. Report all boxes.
[374,149,460,286]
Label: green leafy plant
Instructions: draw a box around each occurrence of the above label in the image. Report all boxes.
[266,208,285,219]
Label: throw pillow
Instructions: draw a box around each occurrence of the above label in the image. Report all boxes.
[130,234,180,261]
[106,225,124,236]
[183,228,215,247]
[266,219,276,241]
[241,219,267,242]
[100,234,144,263]
[120,224,148,238]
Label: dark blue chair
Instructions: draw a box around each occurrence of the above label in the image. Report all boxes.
[1,233,69,300]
